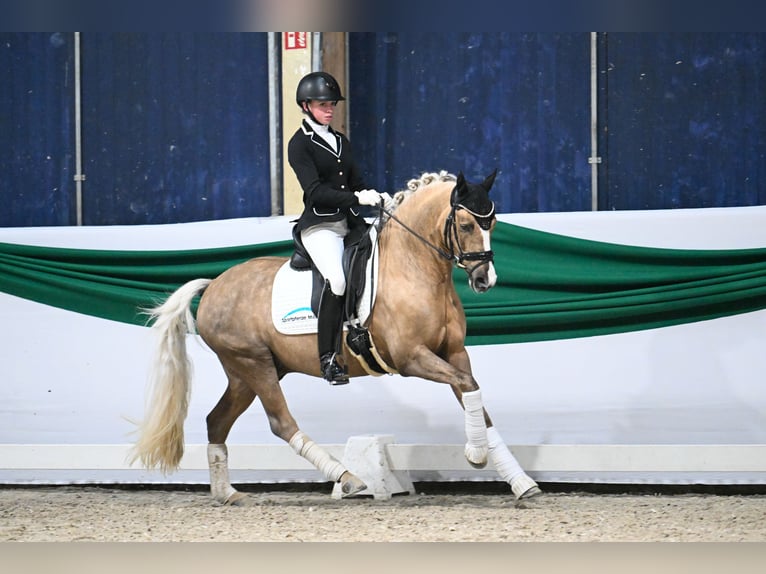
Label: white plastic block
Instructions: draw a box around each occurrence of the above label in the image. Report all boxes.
[331,435,415,500]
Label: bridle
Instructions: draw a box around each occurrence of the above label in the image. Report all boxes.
[443,200,496,275]
[377,193,496,277]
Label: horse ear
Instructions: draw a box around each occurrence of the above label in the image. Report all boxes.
[453,171,469,204]
[482,169,498,192]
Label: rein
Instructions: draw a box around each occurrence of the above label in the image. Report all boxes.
[377,200,495,275]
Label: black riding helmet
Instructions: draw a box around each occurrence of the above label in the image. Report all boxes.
[296,71,345,107]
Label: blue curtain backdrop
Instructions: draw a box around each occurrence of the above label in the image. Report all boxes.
[0,33,74,226]
[348,32,766,213]
[600,33,766,209]
[347,32,593,214]
[2,33,766,226]
[80,33,272,224]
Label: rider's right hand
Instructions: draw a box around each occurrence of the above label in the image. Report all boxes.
[355,189,382,206]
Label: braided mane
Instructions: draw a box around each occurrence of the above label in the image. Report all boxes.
[375,171,454,230]
[377,171,456,230]
[397,170,456,207]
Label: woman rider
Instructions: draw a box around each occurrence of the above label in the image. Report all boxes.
[287,71,384,384]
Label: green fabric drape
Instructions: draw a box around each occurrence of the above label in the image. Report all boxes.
[2,222,766,345]
[0,240,293,326]
[461,223,766,344]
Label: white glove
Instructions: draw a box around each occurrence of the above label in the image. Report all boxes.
[354,189,382,206]
[379,192,395,210]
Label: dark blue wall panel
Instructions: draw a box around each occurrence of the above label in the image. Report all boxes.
[3,33,766,227]
[0,33,74,226]
[601,33,766,210]
[348,33,593,214]
[81,33,271,225]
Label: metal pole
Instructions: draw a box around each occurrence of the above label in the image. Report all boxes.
[589,31,601,211]
[344,33,350,138]
[312,32,321,71]
[73,32,84,225]
[267,32,282,216]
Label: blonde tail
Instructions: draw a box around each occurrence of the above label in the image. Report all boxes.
[129,278,212,474]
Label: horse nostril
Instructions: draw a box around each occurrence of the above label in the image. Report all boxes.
[473,275,489,292]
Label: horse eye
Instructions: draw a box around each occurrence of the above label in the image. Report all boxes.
[460,222,474,233]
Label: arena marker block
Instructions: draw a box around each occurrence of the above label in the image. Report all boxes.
[331,435,415,500]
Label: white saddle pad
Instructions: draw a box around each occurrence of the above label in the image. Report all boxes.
[271,227,379,335]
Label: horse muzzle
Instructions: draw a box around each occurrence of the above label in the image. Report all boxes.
[468,261,497,294]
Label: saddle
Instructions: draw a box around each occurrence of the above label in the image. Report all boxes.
[289,224,394,376]
[289,223,372,319]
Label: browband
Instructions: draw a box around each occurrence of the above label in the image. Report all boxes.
[455,202,496,230]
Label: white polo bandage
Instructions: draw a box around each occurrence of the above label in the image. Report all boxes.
[289,430,346,482]
[207,443,238,502]
[462,389,488,463]
[487,426,524,482]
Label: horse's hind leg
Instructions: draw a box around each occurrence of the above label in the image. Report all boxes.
[205,367,259,505]
[255,381,368,498]
[206,353,366,504]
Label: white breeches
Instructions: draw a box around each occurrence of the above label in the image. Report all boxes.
[301,221,348,296]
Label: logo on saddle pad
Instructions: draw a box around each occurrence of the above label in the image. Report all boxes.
[281,304,316,326]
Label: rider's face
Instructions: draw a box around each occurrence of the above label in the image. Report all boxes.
[305,100,337,125]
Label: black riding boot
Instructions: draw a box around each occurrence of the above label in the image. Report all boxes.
[317,281,349,385]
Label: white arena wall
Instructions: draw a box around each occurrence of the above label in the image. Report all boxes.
[2,207,766,486]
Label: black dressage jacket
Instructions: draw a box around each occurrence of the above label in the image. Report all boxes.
[287,119,370,245]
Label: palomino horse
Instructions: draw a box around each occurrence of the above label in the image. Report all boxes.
[130,170,541,503]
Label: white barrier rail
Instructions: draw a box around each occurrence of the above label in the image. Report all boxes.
[2,443,766,482]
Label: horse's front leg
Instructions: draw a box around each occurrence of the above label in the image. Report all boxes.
[448,349,541,500]
[486,427,542,499]
[397,345,489,468]
[398,345,541,499]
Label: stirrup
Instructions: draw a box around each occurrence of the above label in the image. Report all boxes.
[321,353,350,385]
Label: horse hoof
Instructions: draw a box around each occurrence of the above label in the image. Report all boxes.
[340,474,368,497]
[518,486,543,500]
[464,445,488,469]
[511,475,542,500]
[224,491,249,506]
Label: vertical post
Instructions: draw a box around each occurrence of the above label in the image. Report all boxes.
[321,32,348,135]
[267,33,282,216]
[73,32,84,226]
[589,31,601,212]
[281,32,313,216]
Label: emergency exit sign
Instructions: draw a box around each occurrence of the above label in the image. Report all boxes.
[284,33,308,50]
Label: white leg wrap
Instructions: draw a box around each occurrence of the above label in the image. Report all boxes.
[207,444,239,503]
[487,426,525,481]
[462,389,489,464]
[289,431,346,483]
[487,427,539,499]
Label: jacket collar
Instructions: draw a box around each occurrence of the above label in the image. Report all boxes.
[301,119,342,157]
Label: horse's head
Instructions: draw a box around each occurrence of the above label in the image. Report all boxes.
[446,170,498,294]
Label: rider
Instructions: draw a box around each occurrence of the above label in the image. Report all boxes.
[287,71,384,385]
